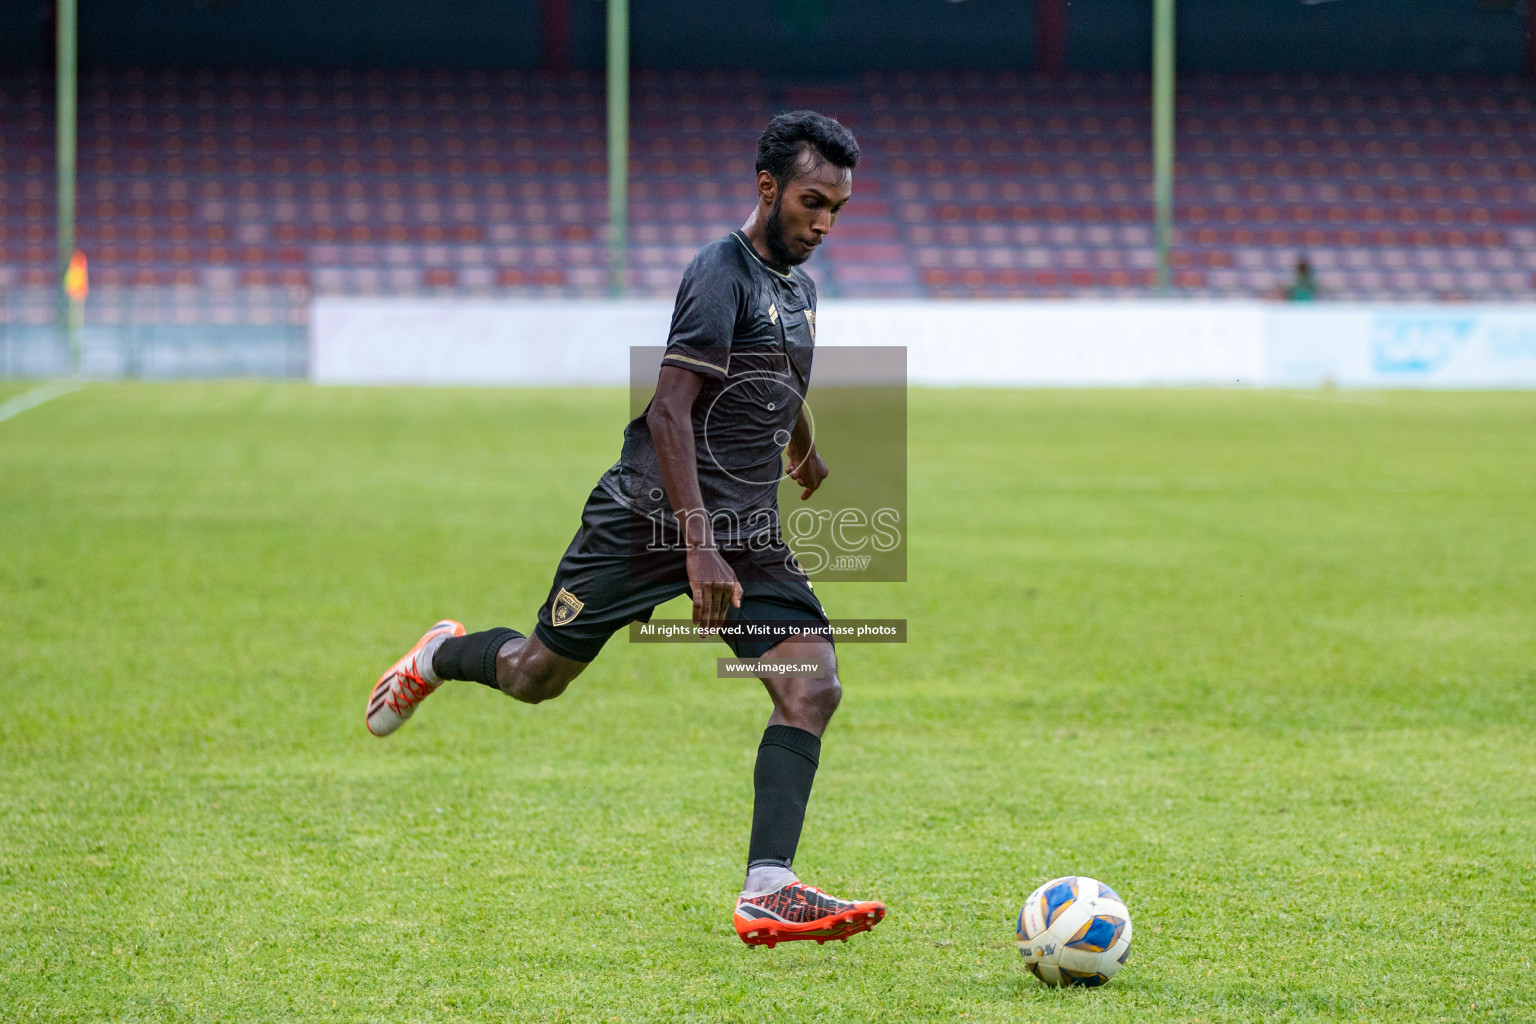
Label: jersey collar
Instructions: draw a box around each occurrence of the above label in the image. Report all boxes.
[732,230,793,280]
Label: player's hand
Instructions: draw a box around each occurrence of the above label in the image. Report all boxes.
[786,444,829,500]
[686,546,743,633]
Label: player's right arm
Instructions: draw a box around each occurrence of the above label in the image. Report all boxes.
[648,366,743,633]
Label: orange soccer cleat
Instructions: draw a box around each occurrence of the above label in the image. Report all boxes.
[733,881,886,948]
[365,619,465,737]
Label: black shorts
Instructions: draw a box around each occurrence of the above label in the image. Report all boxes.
[533,484,831,663]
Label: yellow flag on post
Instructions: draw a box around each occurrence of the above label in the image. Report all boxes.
[64,250,88,303]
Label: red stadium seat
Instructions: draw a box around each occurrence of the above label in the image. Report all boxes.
[17,69,1529,303]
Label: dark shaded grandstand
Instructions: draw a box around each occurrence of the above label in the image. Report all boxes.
[4,68,1534,320]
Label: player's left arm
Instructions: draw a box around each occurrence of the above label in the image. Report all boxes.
[785,405,828,501]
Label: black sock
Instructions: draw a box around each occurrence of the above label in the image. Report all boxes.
[746,725,822,870]
[432,628,523,689]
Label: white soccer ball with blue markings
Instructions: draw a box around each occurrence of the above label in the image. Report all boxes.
[1015,875,1133,987]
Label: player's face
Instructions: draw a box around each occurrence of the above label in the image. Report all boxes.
[765,155,853,266]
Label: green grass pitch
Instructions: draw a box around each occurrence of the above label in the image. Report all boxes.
[2,383,1534,1023]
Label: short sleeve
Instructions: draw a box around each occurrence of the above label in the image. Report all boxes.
[661,250,743,380]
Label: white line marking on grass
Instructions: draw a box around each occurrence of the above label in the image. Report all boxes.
[0,381,84,424]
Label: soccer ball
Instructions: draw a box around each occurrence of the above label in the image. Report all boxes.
[1015,875,1133,987]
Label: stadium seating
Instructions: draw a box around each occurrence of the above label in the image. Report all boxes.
[2,66,1534,331]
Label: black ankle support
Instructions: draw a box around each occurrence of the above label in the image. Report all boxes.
[432,628,523,689]
[747,725,822,869]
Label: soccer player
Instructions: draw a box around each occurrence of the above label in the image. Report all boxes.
[365,111,886,948]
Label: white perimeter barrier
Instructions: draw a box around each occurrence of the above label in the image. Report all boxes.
[311,298,1536,388]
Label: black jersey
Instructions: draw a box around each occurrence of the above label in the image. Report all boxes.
[599,231,817,540]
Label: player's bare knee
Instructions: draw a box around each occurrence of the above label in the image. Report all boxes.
[504,672,561,704]
[783,672,839,729]
[510,681,561,704]
[495,638,578,704]
[811,672,842,720]
[817,646,842,707]
[500,657,568,703]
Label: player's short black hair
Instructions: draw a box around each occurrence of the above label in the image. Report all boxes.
[756,110,860,186]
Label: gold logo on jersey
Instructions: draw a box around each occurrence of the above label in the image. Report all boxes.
[552,588,585,627]
[804,309,815,340]
[768,302,779,324]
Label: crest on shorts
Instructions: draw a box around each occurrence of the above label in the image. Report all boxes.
[552,587,585,627]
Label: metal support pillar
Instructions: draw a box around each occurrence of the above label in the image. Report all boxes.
[1152,0,1175,293]
[56,0,79,370]
[606,0,629,296]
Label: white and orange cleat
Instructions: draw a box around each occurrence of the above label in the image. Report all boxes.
[365,619,465,737]
[733,881,886,948]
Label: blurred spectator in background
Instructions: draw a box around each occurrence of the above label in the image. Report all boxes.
[1284,256,1321,302]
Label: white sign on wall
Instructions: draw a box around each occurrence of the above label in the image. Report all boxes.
[311,297,1536,388]
[1267,307,1536,387]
